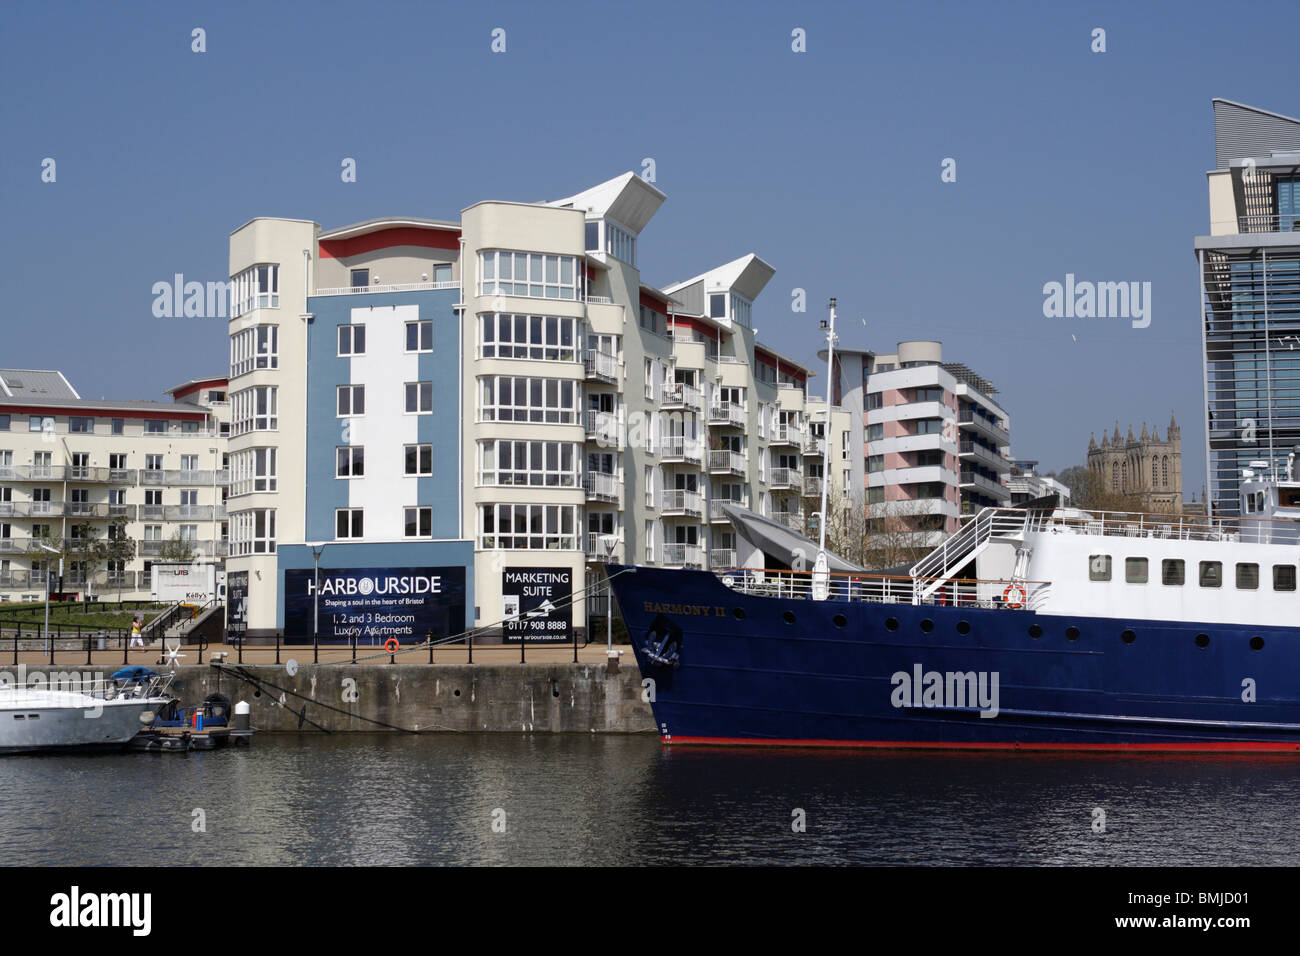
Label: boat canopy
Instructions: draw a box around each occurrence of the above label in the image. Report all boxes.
[720,504,868,573]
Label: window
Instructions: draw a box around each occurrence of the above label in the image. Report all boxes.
[405,381,433,414]
[1089,554,1112,581]
[1274,565,1297,592]
[0,415,8,431]
[404,444,433,476]
[350,268,369,289]
[231,263,279,316]
[585,220,600,251]
[867,455,884,474]
[144,454,163,473]
[406,320,433,352]
[644,465,654,508]
[866,487,884,504]
[28,416,46,433]
[336,447,364,478]
[478,250,581,300]
[709,294,726,319]
[1161,559,1185,586]
[478,441,578,486]
[1125,557,1149,584]
[404,507,432,538]
[230,448,276,495]
[866,392,883,411]
[335,509,364,539]
[111,418,124,435]
[69,417,93,433]
[842,432,850,461]
[604,221,637,265]
[230,509,276,555]
[479,377,579,424]
[337,385,365,416]
[914,387,944,403]
[232,386,277,434]
[338,324,366,356]
[644,519,655,563]
[1199,561,1222,588]
[866,423,884,442]
[479,313,577,361]
[181,420,200,434]
[1235,563,1259,590]
[730,293,751,328]
[915,419,944,435]
[231,325,279,376]
[478,503,578,550]
[145,419,166,434]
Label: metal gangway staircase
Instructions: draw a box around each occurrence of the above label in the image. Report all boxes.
[909,507,1028,601]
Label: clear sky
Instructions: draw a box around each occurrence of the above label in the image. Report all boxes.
[2,0,1298,492]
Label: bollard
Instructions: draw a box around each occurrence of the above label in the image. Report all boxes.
[275,630,281,665]
[122,629,128,664]
[427,630,434,665]
[313,631,319,665]
[233,700,251,732]
[351,631,357,665]
[467,630,473,665]
[85,633,92,666]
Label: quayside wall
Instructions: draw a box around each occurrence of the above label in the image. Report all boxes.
[170,662,657,734]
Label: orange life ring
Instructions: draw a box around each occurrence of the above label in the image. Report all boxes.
[384,638,400,653]
[1002,584,1026,609]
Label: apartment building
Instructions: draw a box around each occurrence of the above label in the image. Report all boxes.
[0,370,229,602]
[1196,99,1300,516]
[1006,459,1071,507]
[225,172,853,641]
[835,341,1012,550]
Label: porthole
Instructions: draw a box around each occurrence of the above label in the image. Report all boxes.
[454,689,461,697]
[1195,633,1210,648]
[920,619,934,633]
[956,621,971,635]
[1250,636,1265,651]
[833,614,847,628]
[783,610,797,625]
[885,617,899,631]
[733,607,746,620]
[1121,629,1136,644]
[1066,626,1080,641]
[1028,625,1043,639]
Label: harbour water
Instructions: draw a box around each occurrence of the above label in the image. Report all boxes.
[4,736,1299,866]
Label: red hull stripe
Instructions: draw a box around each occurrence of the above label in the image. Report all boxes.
[665,736,1300,753]
[319,226,460,259]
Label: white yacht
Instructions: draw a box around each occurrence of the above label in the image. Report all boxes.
[0,671,173,754]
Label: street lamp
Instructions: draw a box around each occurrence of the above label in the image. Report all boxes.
[305,542,327,641]
[36,542,61,654]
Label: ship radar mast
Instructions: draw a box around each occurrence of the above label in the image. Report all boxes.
[813,298,838,601]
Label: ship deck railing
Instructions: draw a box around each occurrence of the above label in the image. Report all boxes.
[716,567,1050,611]
[0,672,174,704]
[1024,508,1299,545]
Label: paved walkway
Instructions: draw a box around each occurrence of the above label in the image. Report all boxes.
[0,641,633,670]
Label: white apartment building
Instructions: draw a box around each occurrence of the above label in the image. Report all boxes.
[224,172,854,641]
[0,370,229,602]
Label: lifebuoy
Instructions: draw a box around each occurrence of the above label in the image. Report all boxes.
[384,638,400,653]
[1002,584,1026,609]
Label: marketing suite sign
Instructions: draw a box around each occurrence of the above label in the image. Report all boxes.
[501,567,572,644]
[285,566,466,644]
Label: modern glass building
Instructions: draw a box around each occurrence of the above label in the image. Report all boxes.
[1196,99,1300,516]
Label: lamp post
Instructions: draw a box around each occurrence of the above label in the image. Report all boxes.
[306,542,327,643]
[37,542,61,654]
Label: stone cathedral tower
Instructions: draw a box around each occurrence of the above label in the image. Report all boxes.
[1086,413,1182,513]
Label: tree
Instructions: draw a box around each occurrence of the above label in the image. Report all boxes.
[160,530,197,563]
[92,523,136,602]
[864,499,938,571]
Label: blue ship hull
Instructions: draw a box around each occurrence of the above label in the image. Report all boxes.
[608,565,1300,751]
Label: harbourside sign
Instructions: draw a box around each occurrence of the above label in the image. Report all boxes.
[285,566,467,644]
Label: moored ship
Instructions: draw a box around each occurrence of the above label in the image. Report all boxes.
[609,453,1300,751]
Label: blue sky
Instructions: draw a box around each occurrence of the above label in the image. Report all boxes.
[2,0,1298,491]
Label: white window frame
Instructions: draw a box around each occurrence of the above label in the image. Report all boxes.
[405,320,433,353]
[335,508,364,540]
[337,384,365,417]
[404,444,433,476]
[405,381,433,414]
[338,324,367,357]
[478,440,579,487]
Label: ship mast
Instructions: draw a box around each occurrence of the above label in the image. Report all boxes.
[813,298,838,600]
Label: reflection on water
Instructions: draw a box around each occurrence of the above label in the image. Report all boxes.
[2,736,1298,865]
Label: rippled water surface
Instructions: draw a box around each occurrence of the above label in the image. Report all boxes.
[3,735,1298,865]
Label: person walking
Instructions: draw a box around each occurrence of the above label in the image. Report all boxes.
[129,616,144,648]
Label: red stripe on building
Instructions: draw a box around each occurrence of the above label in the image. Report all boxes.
[0,404,210,422]
[318,226,461,259]
[669,315,720,337]
[168,378,228,401]
[640,289,671,312]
